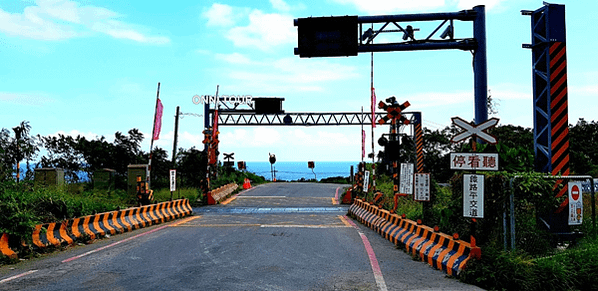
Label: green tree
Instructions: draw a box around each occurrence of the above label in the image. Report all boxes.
[147,147,170,189]
[0,121,39,182]
[569,118,598,176]
[39,134,84,182]
[176,147,207,189]
[421,126,460,182]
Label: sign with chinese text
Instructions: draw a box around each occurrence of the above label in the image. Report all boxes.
[414,173,430,201]
[399,163,414,195]
[568,181,583,225]
[363,170,370,193]
[463,174,484,218]
[169,169,176,192]
[450,153,499,171]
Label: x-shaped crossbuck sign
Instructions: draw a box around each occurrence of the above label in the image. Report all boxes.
[450,117,499,144]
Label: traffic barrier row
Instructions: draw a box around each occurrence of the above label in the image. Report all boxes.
[1,199,192,257]
[348,199,481,276]
[208,183,238,205]
[0,233,17,259]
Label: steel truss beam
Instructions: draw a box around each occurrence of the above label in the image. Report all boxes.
[215,111,416,126]
[356,10,478,52]
[294,5,488,128]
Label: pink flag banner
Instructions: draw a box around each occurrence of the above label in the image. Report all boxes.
[153,98,163,141]
[371,87,377,128]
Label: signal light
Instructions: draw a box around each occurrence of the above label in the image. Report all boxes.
[440,24,453,39]
[378,136,388,146]
[403,25,414,40]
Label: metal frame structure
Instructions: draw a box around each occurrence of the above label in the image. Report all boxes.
[294,5,488,126]
[215,111,415,127]
[522,3,571,233]
[522,3,569,176]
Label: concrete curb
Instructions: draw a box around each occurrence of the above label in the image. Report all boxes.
[1,199,192,257]
[348,199,481,276]
[209,183,239,204]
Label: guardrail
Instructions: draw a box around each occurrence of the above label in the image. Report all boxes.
[208,183,239,205]
[1,199,192,258]
[348,199,481,276]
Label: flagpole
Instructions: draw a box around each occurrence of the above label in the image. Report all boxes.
[148,82,161,189]
[370,24,377,193]
[361,106,364,163]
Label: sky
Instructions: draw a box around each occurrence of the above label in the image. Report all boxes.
[1,0,597,163]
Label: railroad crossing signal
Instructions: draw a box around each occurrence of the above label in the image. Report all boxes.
[377,97,411,125]
[450,117,499,144]
[223,152,234,162]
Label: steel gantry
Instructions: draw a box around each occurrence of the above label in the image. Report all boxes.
[215,111,417,127]
[294,5,488,127]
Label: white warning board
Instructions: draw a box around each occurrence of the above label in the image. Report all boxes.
[568,182,583,225]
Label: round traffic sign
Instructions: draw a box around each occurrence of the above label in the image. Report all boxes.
[571,185,580,201]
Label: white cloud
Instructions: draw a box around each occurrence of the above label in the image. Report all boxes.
[202,4,295,51]
[221,128,281,148]
[179,131,205,148]
[0,0,169,44]
[270,0,291,12]
[570,84,598,96]
[50,129,103,141]
[0,92,54,106]
[0,7,78,40]
[332,0,506,14]
[226,9,295,50]
[91,20,170,44]
[455,0,503,10]
[215,52,256,65]
[332,0,445,14]
[219,56,360,93]
[203,3,236,27]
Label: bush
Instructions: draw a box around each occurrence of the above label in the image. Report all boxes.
[461,237,598,291]
[0,181,128,245]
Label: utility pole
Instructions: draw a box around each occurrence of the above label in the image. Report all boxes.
[172,106,180,166]
[12,126,22,183]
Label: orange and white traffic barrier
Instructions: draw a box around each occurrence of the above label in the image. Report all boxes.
[0,233,17,259]
[348,199,481,276]
[1,199,193,256]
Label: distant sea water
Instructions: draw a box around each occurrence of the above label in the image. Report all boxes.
[245,161,359,182]
[15,161,359,182]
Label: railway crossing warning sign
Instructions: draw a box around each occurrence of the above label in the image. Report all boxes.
[568,182,583,225]
[450,117,499,144]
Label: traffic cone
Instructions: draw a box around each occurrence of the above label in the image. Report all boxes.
[243,178,251,189]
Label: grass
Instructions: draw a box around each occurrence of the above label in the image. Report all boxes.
[460,236,598,291]
[359,170,598,290]
[151,187,199,203]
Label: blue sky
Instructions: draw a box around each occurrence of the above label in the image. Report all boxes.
[1,0,597,162]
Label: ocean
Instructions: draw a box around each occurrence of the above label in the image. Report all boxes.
[15,161,359,182]
[245,161,359,181]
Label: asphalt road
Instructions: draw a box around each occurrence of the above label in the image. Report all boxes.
[0,183,483,290]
